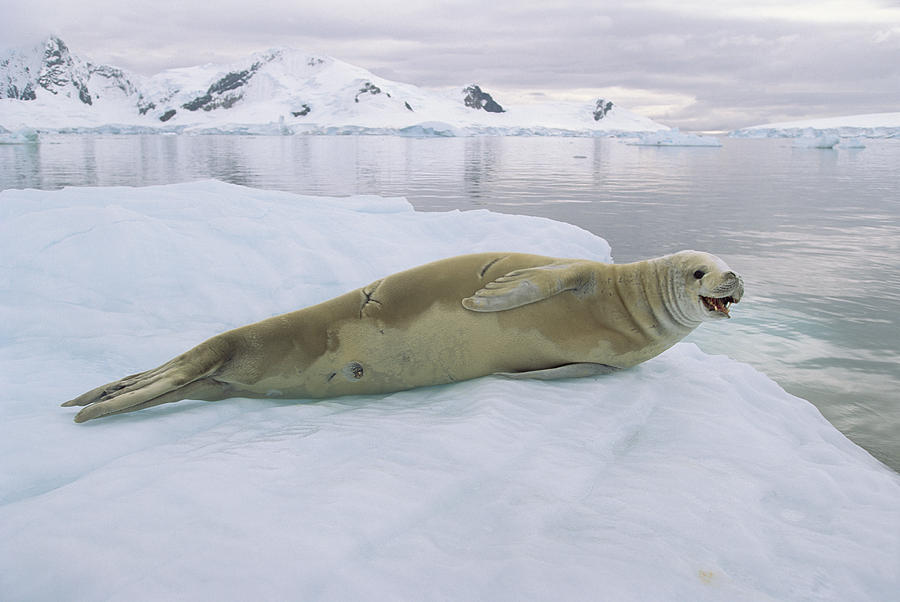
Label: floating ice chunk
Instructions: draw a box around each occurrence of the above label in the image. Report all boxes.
[397,121,461,137]
[0,181,897,601]
[628,128,722,147]
[0,126,38,144]
[792,134,840,149]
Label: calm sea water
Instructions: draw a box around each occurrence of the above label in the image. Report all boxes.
[2,134,898,471]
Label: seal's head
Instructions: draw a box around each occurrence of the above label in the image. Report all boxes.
[666,250,744,322]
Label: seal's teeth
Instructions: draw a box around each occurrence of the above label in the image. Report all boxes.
[701,295,733,316]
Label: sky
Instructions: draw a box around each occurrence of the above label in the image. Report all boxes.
[2,0,898,131]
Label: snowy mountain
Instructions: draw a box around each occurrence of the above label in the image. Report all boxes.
[1,37,140,110]
[0,36,666,136]
[731,112,900,138]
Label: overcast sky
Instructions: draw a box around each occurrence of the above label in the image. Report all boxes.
[3,0,898,130]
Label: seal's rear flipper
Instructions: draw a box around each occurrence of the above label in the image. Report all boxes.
[496,362,618,380]
[62,336,233,423]
[462,261,594,311]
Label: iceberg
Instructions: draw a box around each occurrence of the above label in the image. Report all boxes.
[0,125,38,144]
[0,181,897,600]
[628,128,722,147]
[792,132,841,149]
[397,121,462,137]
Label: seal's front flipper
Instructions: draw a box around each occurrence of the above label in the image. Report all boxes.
[496,362,619,380]
[462,261,595,312]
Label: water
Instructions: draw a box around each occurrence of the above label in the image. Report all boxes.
[2,134,898,471]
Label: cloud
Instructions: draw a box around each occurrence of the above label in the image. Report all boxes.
[2,0,897,130]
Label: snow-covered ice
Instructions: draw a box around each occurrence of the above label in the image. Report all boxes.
[1,181,898,601]
[627,128,722,147]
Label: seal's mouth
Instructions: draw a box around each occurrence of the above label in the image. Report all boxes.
[701,295,736,317]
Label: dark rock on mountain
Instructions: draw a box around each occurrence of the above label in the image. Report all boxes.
[182,95,211,111]
[355,81,382,103]
[593,99,613,121]
[159,109,176,122]
[5,82,37,100]
[463,85,504,113]
[36,37,93,105]
[292,104,311,117]
[210,65,259,94]
[182,62,262,112]
[77,83,92,105]
[37,38,78,95]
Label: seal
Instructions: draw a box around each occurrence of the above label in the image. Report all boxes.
[62,250,743,422]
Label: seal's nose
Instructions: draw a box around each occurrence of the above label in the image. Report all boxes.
[729,272,744,303]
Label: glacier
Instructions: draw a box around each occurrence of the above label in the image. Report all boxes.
[0,181,897,601]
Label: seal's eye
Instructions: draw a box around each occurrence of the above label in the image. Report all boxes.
[693,270,705,279]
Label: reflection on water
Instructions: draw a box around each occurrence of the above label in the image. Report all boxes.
[2,135,899,471]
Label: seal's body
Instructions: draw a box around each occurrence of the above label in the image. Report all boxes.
[64,251,743,422]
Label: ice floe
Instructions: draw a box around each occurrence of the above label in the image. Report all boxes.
[0,181,897,601]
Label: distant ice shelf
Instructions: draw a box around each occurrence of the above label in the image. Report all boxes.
[731,112,900,139]
[0,121,668,140]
